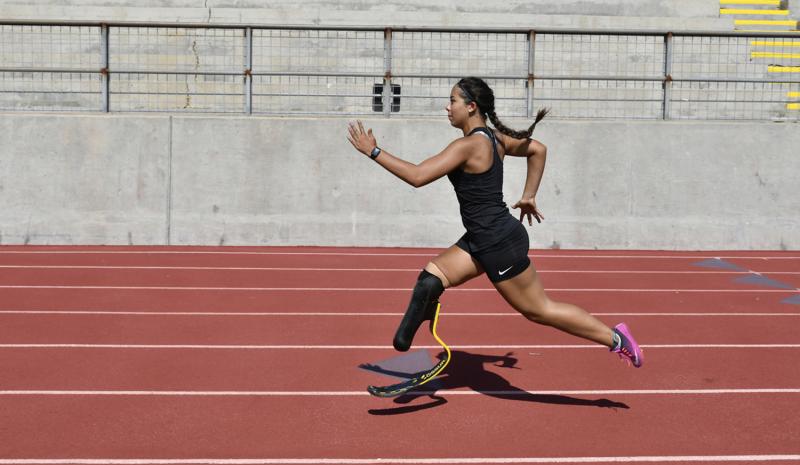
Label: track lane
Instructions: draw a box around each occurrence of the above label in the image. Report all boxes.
[1,314,799,346]
[1,347,798,392]
[1,394,798,459]
[0,250,797,273]
[2,268,795,291]
[1,288,796,313]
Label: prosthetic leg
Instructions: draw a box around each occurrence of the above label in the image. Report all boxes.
[368,270,451,397]
[393,269,444,352]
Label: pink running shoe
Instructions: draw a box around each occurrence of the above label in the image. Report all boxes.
[611,323,643,368]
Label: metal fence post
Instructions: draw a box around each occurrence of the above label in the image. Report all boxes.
[100,24,110,112]
[245,27,253,114]
[383,27,393,118]
[527,30,536,118]
[663,32,673,120]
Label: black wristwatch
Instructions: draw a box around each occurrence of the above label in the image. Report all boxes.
[369,146,382,160]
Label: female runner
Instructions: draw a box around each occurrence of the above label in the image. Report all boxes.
[346,77,642,368]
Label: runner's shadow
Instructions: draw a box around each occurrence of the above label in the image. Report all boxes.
[363,350,629,416]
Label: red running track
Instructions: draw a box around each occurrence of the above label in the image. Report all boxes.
[0,246,799,464]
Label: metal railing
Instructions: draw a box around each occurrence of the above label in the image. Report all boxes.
[1,22,799,120]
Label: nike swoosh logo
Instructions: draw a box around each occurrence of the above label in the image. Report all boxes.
[498,266,513,275]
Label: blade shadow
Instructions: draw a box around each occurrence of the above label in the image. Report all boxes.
[363,350,630,416]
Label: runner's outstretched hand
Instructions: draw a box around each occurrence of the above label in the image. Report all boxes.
[512,197,544,225]
[346,120,377,157]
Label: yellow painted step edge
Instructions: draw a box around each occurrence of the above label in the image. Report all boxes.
[787,103,800,109]
[751,41,800,46]
[737,29,800,33]
[788,92,800,97]
[735,19,798,25]
[768,66,800,72]
[752,51,800,58]
[722,9,790,15]
[721,0,780,5]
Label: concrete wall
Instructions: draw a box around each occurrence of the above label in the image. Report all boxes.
[2,113,797,249]
[0,1,729,32]
[0,114,170,244]
[790,0,800,19]
[0,0,719,18]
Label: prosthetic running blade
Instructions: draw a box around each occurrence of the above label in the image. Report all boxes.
[367,303,451,398]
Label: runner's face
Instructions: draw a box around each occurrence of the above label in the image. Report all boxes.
[447,86,472,127]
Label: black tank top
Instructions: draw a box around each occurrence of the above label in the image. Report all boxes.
[447,127,518,251]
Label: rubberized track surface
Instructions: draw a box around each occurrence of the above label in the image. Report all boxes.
[1,246,799,464]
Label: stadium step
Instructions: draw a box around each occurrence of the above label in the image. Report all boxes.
[787,92,799,111]
[751,51,800,58]
[750,40,800,46]
[720,0,798,31]
[720,0,782,5]
[721,9,789,15]
[734,19,799,31]
[767,65,800,72]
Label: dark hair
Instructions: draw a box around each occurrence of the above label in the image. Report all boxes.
[456,77,548,140]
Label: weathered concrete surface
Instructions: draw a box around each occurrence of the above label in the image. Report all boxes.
[0,2,730,33]
[0,0,720,18]
[168,116,799,250]
[0,114,170,244]
[789,0,800,19]
[2,114,797,249]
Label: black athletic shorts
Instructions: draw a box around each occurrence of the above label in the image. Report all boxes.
[455,221,531,283]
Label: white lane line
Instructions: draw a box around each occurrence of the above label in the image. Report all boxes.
[1,311,798,317]
[8,265,422,271]
[0,456,799,464]
[1,344,799,350]
[0,285,796,292]
[0,250,798,259]
[1,389,799,397]
[5,265,796,274]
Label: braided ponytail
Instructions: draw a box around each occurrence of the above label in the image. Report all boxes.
[488,108,549,140]
[457,77,548,140]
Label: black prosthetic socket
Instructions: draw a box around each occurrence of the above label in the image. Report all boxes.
[393,269,445,352]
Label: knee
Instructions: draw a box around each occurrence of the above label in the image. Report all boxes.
[425,261,451,288]
[414,268,445,301]
[517,299,553,324]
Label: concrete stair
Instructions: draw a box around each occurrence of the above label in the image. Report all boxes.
[788,91,800,110]
[720,0,799,31]
[749,38,800,76]
[720,1,799,114]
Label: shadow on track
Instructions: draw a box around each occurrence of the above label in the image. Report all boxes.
[361,350,629,416]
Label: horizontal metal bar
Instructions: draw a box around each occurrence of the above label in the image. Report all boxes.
[1,92,777,105]
[112,70,245,76]
[252,71,384,78]
[112,92,243,97]
[108,109,245,113]
[658,114,797,119]
[0,107,102,112]
[671,99,797,103]
[0,68,99,74]
[396,74,791,84]
[252,93,373,98]
[0,91,100,95]
[533,97,664,103]
[399,95,526,101]
[671,77,800,84]
[391,73,527,80]
[3,69,796,86]
[534,75,665,82]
